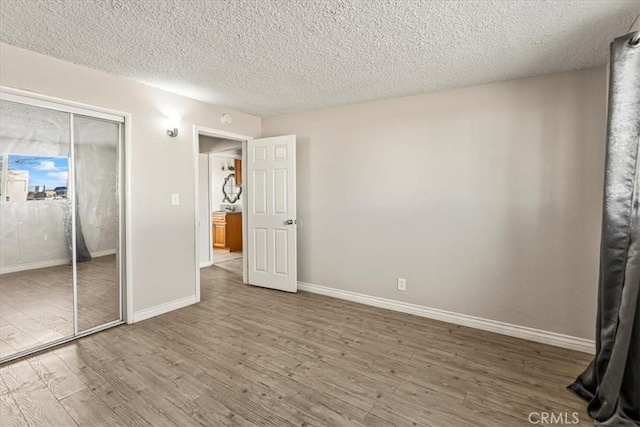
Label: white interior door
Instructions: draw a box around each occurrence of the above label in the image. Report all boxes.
[247,135,297,292]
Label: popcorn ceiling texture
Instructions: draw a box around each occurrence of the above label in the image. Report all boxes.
[1,0,638,117]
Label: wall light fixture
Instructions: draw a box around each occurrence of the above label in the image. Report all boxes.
[166,115,182,137]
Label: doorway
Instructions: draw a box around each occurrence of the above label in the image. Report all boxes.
[194,128,298,299]
[195,127,250,301]
[0,89,129,364]
[210,151,243,273]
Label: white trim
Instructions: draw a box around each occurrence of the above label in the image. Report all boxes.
[298,282,595,354]
[198,127,253,141]
[195,152,213,268]
[0,88,126,122]
[193,127,201,303]
[92,249,117,258]
[124,114,134,324]
[0,250,118,275]
[210,152,242,159]
[117,122,123,322]
[0,258,69,274]
[132,295,197,323]
[1,86,133,326]
[194,125,252,304]
[70,114,78,335]
[207,153,214,267]
[241,140,248,285]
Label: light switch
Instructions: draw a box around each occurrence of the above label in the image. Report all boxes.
[171,193,180,205]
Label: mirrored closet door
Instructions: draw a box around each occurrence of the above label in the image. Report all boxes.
[0,94,125,363]
[73,115,122,332]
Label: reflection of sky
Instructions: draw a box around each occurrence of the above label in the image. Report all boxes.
[8,155,69,191]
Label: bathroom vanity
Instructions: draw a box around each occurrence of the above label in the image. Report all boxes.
[212,211,243,252]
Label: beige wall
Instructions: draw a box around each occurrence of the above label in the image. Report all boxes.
[199,135,243,154]
[263,67,607,340]
[1,41,609,340]
[0,43,261,315]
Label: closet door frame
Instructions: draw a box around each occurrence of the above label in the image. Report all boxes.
[0,87,132,364]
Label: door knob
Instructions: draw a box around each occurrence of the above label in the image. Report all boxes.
[285,219,296,225]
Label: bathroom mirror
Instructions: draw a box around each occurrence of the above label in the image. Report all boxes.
[222,173,242,203]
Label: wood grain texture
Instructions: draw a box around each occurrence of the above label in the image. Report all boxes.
[0,255,119,359]
[235,159,242,187]
[213,249,244,277]
[212,213,243,252]
[213,248,244,265]
[213,216,227,249]
[1,261,593,426]
[225,213,243,253]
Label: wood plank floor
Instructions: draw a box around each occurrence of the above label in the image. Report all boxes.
[213,249,244,266]
[212,249,243,276]
[1,262,593,426]
[1,255,119,358]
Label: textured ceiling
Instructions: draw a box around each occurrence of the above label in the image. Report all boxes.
[1,1,639,117]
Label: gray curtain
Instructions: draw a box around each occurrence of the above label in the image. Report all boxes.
[568,32,640,426]
[65,192,93,263]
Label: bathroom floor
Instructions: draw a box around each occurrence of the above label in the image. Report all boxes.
[212,248,243,276]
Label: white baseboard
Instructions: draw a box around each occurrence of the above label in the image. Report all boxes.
[0,249,117,274]
[298,282,595,354]
[92,249,117,258]
[200,260,213,268]
[132,295,197,323]
[1,258,69,274]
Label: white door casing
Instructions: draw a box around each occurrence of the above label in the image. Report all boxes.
[198,153,212,267]
[247,135,297,292]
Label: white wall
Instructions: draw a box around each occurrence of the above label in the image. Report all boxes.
[199,135,243,154]
[210,154,242,211]
[0,113,118,272]
[0,200,69,272]
[197,136,243,265]
[263,67,607,340]
[198,153,242,266]
[198,154,211,266]
[0,43,261,315]
[0,144,117,274]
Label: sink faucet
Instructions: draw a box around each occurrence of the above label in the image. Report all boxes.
[225,205,235,212]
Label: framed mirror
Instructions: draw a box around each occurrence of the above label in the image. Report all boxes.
[222,173,242,203]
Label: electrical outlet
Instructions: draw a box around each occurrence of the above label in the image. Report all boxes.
[171,193,180,205]
[397,278,407,291]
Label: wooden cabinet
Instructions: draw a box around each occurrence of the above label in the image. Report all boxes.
[212,212,242,252]
[213,215,226,249]
[234,159,242,187]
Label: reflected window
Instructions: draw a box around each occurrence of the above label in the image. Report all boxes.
[2,155,69,202]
